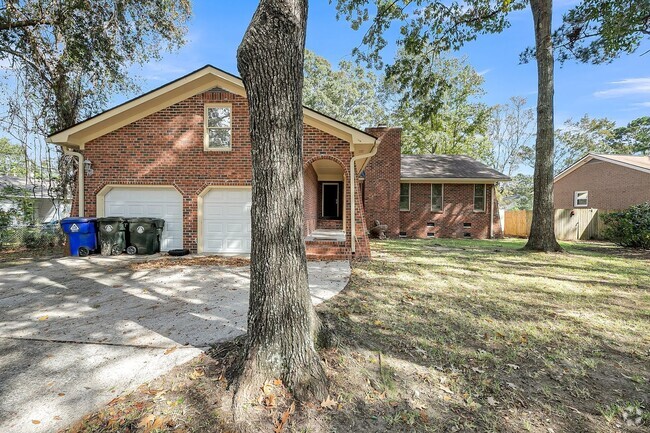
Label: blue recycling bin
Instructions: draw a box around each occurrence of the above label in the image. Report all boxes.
[60,217,98,257]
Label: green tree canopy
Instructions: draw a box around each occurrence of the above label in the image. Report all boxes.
[552,0,650,64]
[0,0,191,132]
[303,50,391,128]
[394,53,492,159]
[554,115,650,173]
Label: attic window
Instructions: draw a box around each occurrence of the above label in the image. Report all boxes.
[204,104,232,151]
[463,223,471,228]
[427,222,435,227]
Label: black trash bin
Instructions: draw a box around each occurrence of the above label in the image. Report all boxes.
[97,217,128,256]
[126,218,165,255]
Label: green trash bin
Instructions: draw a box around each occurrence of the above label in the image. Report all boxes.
[126,218,165,255]
[97,217,128,256]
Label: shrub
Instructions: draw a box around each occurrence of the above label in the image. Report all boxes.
[602,203,650,249]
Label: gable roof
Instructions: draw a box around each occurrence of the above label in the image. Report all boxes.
[554,153,650,182]
[400,154,510,182]
[46,65,377,151]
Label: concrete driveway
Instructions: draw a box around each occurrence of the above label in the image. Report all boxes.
[0,256,350,433]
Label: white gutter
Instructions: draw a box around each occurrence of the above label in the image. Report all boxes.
[490,184,495,239]
[63,147,84,217]
[349,137,380,254]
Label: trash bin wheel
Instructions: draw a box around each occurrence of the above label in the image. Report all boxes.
[78,246,90,257]
[111,245,122,255]
[126,245,137,255]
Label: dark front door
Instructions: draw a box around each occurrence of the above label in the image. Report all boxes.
[322,183,340,218]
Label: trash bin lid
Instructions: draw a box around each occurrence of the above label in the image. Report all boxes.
[127,217,157,223]
[97,216,127,223]
[61,217,97,224]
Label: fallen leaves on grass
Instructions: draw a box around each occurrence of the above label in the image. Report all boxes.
[321,395,338,409]
[129,255,249,271]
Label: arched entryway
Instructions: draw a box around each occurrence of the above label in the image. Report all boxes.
[303,156,347,242]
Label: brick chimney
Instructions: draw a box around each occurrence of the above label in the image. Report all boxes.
[363,126,402,237]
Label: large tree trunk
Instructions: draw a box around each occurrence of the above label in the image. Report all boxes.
[233,0,327,425]
[525,0,562,252]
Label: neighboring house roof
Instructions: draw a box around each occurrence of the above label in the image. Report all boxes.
[0,175,51,198]
[554,153,650,182]
[46,65,377,151]
[400,154,510,182]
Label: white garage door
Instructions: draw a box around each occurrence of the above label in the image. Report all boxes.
[202,188,252,254]
[104,187,183,251]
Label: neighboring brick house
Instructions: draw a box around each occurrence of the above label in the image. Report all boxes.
[48,65,378,260]
[554,153,650,210]
[363,127,509,239]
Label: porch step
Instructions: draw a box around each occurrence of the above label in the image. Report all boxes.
[305,240,349,261]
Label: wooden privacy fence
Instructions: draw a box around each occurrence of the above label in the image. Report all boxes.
[503,208,614,240]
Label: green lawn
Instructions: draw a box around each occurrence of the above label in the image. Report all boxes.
[64,238,650,433]
[318,238,650,432]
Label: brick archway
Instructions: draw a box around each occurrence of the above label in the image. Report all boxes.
[303,155,349,236]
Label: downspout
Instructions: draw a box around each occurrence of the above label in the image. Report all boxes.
[349,137,380,254]
[490,184,495,239]
[63,147,84,217]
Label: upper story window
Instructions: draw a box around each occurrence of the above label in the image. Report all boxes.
[474,184,486,212]
[431,184,443,212]
[400,183,410,211]
[204,104,232,151]
[574,191,588,207]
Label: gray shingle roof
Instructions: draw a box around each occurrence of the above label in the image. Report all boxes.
[401,154,510,180]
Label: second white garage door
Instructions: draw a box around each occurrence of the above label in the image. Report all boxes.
[104,186,183,251]
[202,188,252,254]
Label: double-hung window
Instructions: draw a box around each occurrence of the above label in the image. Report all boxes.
[204,104,232,151]
[473,184,486,212]
[574,191,588,207]
[400,183,410,211]
[431,184,443,212]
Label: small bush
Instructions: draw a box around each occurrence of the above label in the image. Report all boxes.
[602,202,650,249]
[18,227,66,249]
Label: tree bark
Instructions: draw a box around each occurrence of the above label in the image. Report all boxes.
[233,0,328,425]
[525,0,562,252]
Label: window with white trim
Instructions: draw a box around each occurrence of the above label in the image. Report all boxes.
[400,183,410,211]
[473,184,486,212]
[574,191,588,207]
[204,104,232,150]
[431,184,443,212]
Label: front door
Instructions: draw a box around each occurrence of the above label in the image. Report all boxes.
[322,183,340,218]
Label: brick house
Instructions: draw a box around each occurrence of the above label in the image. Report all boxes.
[554,153,650,210]
[48,65,509,260]
[363,127,509,239]
[48,65,378,260]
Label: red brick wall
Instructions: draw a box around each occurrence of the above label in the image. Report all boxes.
[78,87,371,258]
[399,183,502,239]
[303,164,318,235]
[363,127,402,237]
[554,159,650,210]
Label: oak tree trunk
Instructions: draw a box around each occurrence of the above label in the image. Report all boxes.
[525,0,562,252]
[233,0,327,425]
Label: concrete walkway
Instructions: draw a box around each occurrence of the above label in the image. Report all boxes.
[0,256,350,433]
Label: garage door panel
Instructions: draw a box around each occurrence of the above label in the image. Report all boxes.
[202,188,252,254]
[104,187,183,251]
